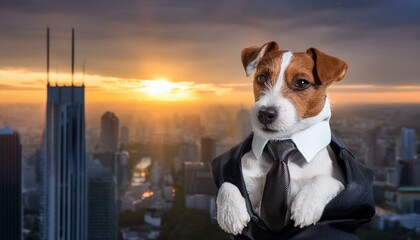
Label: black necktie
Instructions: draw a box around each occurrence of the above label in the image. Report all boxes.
[260,139,302,232]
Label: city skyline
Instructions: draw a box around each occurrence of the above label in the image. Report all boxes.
[1,1,420,104]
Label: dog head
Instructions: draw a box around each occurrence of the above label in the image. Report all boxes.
[242,41,347,139]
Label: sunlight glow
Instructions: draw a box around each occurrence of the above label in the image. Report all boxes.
[2,68,420,104]
[141,79,175,96]
[136,79,196,101]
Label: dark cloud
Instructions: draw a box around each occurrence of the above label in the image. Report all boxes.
[0,0,419,87]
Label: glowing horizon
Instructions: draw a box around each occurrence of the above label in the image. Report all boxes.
[1,68,420,105]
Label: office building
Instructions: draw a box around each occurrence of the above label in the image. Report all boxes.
[201,137,215,164]
[0,126,22,240]
[88,160,117,240]
[116,150,129,189]
[183,162,217,212]
[100,111,119,152]
[93,151,116,176]
[40,84,88,240]
[40,28,87,240]
[398,128,417,160]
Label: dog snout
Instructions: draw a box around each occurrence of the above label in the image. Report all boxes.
[258,107,278,124]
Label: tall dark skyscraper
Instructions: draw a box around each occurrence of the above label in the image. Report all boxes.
[40,85,88,240]
[0,126,22,240]
[40,29,87,240]
[100,111,119,152]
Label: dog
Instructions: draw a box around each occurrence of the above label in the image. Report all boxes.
[216,41,347,235]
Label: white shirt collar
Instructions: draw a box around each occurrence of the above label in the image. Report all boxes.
[251,120,331,163]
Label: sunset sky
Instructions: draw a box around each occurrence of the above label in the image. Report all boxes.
[1,0,420,104]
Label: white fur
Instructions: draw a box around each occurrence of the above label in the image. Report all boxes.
[216,182,250,235]
[250,51,301,139]
[216,50,345,233]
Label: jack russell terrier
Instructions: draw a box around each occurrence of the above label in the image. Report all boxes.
[212,41,375,240]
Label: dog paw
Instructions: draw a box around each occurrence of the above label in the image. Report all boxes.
[216,182,250,235]
[290,187,324,228]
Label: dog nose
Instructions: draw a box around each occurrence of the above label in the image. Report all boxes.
[258,107,278,124]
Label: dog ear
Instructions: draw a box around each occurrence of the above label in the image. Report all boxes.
[241,41,279,77]
[306,48,348,84]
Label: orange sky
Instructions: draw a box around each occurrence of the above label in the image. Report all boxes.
[1,68,420,105]
[1,2,420,105]
[0,0,420,106]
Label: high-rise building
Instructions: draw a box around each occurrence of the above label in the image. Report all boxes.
[398,128,417,160]
[40,85,88,240]
[0,126,22,240]
[87,160,117,240]
[183,161,217,211]
[183,162,216,195]
[201,137,215,164]
[100,112,119,152]
[92,151,116,176]
[116,150,129,189]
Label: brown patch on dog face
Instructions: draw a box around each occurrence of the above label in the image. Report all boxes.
[252,51,283,100]
[282,52,329,118]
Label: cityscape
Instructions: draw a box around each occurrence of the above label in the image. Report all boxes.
[2,82,420,240]
[2,1,420,240]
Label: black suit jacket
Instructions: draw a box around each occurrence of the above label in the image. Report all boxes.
[211,133,375,240]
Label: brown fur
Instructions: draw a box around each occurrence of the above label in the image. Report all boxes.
[253,51,282,100]
[241,41,279,75]
[283,52,328,118]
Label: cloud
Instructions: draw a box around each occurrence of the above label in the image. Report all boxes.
[0,0,419,90]
[0,83,41,91]
[0,68,234,101]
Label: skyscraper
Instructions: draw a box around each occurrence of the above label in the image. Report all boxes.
[40,85,88,240]
[201,137,215,164]
[116,150,129,189]
[0,126,22,240]
[87,160,117,240]
[398,128,417,160]
[100,111,119,152]
[40,28,87,240]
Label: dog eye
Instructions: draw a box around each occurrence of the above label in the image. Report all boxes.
[293,79,311,91]
[256,75,268,84]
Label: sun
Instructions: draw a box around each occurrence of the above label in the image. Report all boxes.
[142,79,176,96]
[136,78,194,101]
